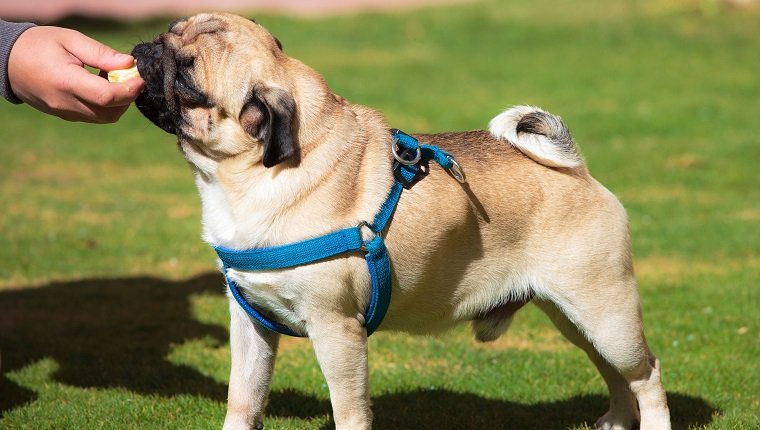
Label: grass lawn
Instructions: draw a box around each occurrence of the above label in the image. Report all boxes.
[1,0,758,428]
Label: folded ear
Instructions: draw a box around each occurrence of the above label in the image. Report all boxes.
[239,86,297,167]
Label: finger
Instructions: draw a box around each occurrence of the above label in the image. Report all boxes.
[112,76,146,103]
[72,102,129,124]
[60,28,134,71]
[84,104,130,124]
[43,97,123,124]
[66,65,144,108]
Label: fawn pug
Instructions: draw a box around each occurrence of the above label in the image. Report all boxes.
[131,12,671,430]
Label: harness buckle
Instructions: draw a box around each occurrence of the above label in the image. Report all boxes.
[391,139,424,188]
[392,159,421,189]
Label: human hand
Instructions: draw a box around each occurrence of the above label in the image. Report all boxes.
[8,26,144,123]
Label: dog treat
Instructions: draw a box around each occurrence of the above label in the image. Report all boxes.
[107,62,140,83]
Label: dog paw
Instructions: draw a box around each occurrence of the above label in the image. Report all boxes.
[595,411,637,430]
[222,416,263,430]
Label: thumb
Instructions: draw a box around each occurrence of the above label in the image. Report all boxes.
[61,29,134,71]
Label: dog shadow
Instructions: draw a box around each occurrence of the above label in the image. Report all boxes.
[266,388,716,430]
[374,390,717,430]
[1,273,716,429]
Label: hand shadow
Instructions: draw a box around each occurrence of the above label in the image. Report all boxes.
[0,273,230,415]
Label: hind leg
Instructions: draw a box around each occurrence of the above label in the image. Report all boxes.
[535,278,670,430]
[535,299,639,429]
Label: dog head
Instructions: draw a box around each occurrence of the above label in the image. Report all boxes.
[132,13,299,170]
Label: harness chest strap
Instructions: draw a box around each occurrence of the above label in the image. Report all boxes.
[217,226,392,337]
[213,129,463,337]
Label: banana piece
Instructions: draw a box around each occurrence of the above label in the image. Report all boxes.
[108,62,140,83]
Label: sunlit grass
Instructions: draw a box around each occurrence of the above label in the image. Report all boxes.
[1,0,758,428]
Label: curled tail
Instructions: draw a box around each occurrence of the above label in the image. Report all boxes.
[488,105,583,168]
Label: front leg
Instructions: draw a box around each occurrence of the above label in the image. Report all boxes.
[223,299,280,430]
[309,314,371,430]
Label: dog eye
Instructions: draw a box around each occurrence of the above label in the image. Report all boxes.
[177,56,195,68]
[175,71,211,107]
[168,17,187,32]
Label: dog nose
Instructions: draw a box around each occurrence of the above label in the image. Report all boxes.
[131,42,164,86]
[130,40,178,136]
[131,42,163,66]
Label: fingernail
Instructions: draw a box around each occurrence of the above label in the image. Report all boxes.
[115,53,133,62]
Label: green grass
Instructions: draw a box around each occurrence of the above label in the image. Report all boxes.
[1,0,758,428]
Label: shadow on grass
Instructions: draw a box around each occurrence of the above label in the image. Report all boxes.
[267,388,716,430]
[1,273,716,429]
[0,273,230,416]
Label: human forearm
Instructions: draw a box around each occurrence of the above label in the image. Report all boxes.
[0,19,36,103]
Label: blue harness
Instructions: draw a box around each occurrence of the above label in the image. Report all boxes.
[213,129,466,337]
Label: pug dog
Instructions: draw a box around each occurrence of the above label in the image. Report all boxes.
[131,12,671,430]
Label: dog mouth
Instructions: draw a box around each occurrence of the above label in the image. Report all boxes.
[132,37,180,135]
[132,33,216,140]
[132,29,203,134]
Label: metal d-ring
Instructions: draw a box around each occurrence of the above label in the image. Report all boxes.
[357,220,378,251]
[447,156,467,183]
[391,137,422,166]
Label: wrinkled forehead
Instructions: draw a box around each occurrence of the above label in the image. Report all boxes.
[168,14,226,42]
[165,13,273,47]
